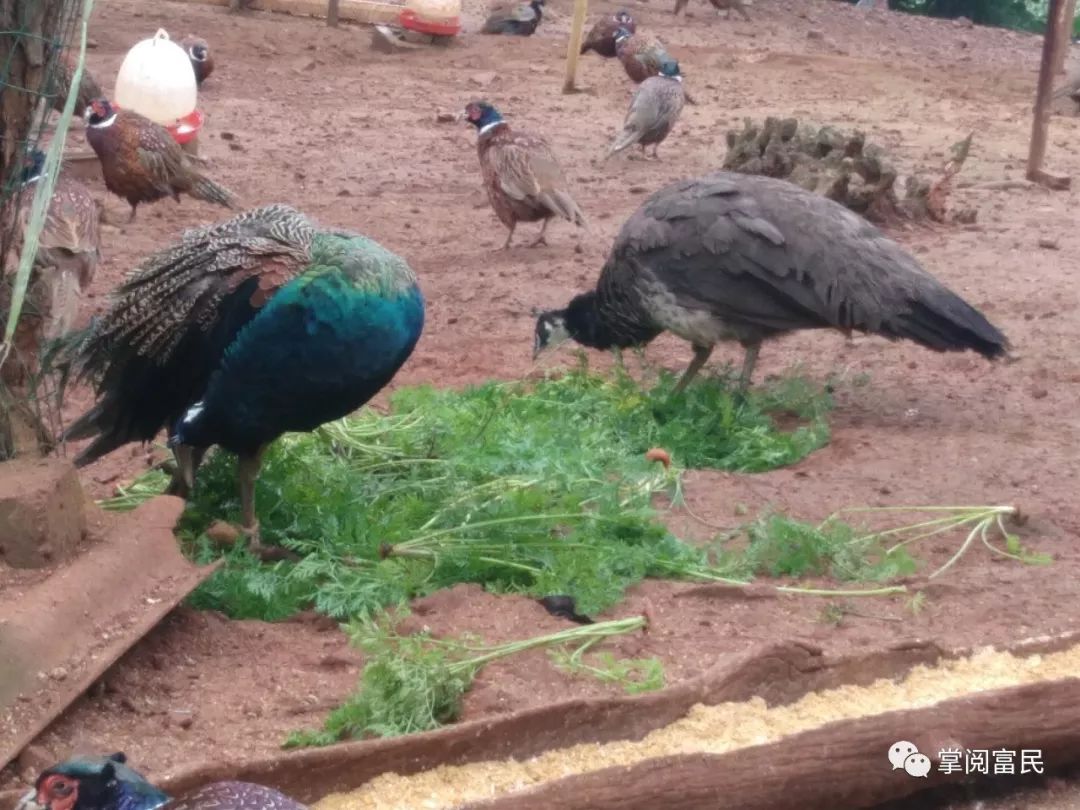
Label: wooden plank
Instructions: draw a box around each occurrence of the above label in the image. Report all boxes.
[174,0,402,25]
[0,497,222,770]
[327,0,341,26]
[562,0,588,93]
[1028,0,1072,187]
[463,676,1080,809]
[1053,0,1078,75]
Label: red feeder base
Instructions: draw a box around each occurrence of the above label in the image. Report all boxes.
[399,8,460,36]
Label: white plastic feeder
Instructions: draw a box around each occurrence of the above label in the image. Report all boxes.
[114,29,197,125]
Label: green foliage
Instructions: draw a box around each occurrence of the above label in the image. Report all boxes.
[152,365,830,621]
[873,0,1053,34]
[550,648,665,694]
[719,513,918,582]
[286,612,648,745]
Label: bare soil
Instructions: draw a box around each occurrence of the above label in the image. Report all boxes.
[3,0,1080,806]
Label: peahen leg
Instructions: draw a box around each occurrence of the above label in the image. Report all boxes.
[530,218,550,248]
[502,223,516,250]
[672,344,714,395]
[736,341,761,392]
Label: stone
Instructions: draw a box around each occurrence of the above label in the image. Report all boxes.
[0,458,86,568]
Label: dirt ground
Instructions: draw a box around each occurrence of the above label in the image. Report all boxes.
[3,0,1080,805]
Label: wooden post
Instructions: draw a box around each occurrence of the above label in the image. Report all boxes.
[1053,0,1077,75]
[1027,0,1072,189]
[327,0,340,26]
[562,0,588,94]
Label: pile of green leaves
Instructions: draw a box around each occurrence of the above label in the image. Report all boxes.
[159,364,830,621]
[286,611,651,746]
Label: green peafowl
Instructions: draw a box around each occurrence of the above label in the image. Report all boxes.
[64,204,425,557]
[17,752,306,810]
[533,171,1009,395]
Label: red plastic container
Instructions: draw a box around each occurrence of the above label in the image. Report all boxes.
[166,108,204,145]
[399,8,460,36]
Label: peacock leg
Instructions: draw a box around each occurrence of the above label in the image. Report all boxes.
[736,341,761,392]
[530,218,550,248]
[238,446,266,550]
[502,223,516,250]
[672,344,714,395]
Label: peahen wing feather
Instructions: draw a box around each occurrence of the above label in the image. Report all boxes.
[607,172,1009,356]
[64,204,315,465]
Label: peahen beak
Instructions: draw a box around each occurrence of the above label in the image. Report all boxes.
[16,788,43,810]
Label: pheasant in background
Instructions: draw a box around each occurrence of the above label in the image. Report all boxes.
[16,752,306,810]
[179,35,214,86]
[533,171,1008,394]
[673,0,750,19]
[83,97,237,221]
[465,100,587,249]
[614,28,697,104]
[47,46,103,118]
[580,10,635,57]
[481,0,544,35]
[63,205,425,557]
[16,149,101,340]
[615,28,673,84]
[1,150,100,400]
[606,59,686,160]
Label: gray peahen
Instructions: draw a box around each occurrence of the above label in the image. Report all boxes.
[533,171,1009,393]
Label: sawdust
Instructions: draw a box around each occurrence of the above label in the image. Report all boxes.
[314,643,1080,810]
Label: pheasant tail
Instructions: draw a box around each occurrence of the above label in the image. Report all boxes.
[191,173,238,209]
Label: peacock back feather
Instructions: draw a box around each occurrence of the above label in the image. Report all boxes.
[65,205,424,464]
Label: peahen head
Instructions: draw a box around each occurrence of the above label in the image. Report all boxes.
[20,149,46,186]
[465,100,504,134]
[533,292,613,358]
[17,753,170,810]
[85,98,117,129]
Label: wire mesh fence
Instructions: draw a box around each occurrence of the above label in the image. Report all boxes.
[1,0,87,459]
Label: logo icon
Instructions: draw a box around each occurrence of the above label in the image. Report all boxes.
[888,741,931,778]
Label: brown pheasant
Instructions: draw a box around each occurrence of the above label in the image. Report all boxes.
[580,10,636,57]
[48,48,104,118]
[84,98,237,221]
[465,100,587,250]
[179,35,214,86]
[2,149,100,394]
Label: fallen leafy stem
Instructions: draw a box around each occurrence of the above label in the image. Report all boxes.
[285,612,649,745]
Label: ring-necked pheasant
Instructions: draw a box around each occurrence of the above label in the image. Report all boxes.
[465,100,587,250]
[606,59,686,160]
[84,97,236,221]
[179,35,214,86]
[46,46,103,118]
[580,10,635,57]
[481,0,544,35]
[63,205,425,557]
[17,149,101,341]
[533,171,1009,394]
[16,752,306,810]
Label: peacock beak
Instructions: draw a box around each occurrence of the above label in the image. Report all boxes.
[16,788,43,810]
